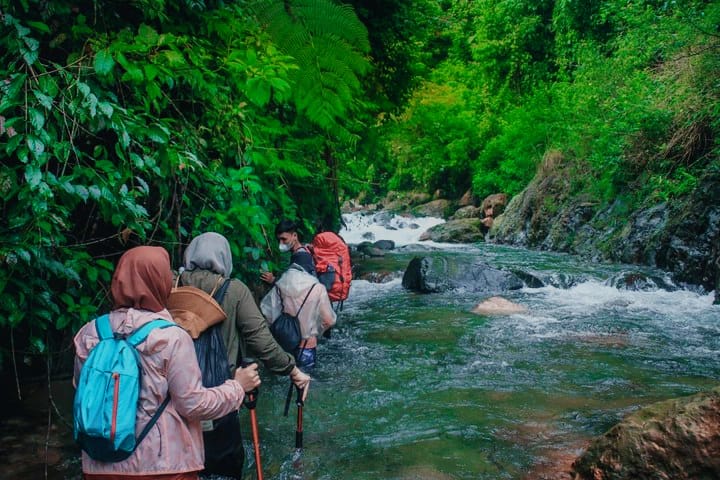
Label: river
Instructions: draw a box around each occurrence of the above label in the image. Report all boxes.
[251,211,719,480]
[3,211,718,479]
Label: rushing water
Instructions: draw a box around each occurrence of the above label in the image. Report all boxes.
[248,212,719,480]
[7,212,718,480]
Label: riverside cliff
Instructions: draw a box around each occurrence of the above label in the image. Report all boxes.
[488,152,720,303]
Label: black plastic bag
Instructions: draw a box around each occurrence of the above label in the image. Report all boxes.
[269,312,302,354]
[194,324,244,479]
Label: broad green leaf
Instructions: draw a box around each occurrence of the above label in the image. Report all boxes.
[162,50,186,67]
[121,66,144,83]
[98,101,114,117]
[135,176,149,194]
[95,160,114,172]
[28,107,45,130]
[15,249,31,263]
[30,336,47,353]
[32,90,54,110]
[55,314,73,329]
[75,185,89,201]
[88,185,101,200]
[246,77,271,106]
[144,64,160,81]
[130,153,144,168]
[138,24,160,46]
[24,164,42,187]
[8,311,26,327]
[94,49,115,76]
[147,124,169,144]
[26,21,51,34]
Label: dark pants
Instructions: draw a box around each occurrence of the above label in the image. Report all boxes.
[296,346,317,370]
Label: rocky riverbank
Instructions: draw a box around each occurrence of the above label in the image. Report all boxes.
[489,154,720,304]
[345,163,720,304]
[344,172,720,479]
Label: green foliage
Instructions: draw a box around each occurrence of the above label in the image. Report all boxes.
[249,0,371,141]
[0,0,371,371]
[384,64,480,197]
[349,0,719,214]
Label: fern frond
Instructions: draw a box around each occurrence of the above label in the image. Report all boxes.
[248,0,370,138]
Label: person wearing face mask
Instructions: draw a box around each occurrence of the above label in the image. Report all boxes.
[260,219,315,285]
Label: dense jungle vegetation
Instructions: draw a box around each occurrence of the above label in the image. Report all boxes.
[1,0,719,378]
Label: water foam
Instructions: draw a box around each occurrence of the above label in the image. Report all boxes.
[339,211,445,246]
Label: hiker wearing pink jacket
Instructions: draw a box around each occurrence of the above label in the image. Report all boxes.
[73,246,260,480]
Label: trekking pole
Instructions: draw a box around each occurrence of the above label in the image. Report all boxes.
[295,385,305,450]
[241,358,263,480]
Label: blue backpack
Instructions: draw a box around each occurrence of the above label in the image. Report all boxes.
[73,314,175,462]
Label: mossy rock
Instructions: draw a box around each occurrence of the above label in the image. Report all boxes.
[418,218,485,243]
[572,386,720,480]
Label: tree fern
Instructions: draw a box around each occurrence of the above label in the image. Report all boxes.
[248,0,370,139]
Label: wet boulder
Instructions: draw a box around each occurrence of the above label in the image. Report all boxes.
[357,270,398,283]
[481,193,508,218]
[450,205,483,220]
[411,199,453,218]
[472,296,527,315]
[402,256,523,293]
[418,218,485,243]
[355,241,386,258]
[381,190,432,212]
[512,270,546,288]
[606,271,677,292]
[571,386,720,480]
[458,188,477,207]
[373,239,396,251]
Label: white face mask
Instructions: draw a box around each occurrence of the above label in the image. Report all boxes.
[278,242,291,253]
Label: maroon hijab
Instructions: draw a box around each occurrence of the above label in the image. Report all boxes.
[111,246,172,312]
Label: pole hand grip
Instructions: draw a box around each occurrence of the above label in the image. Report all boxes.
[240,357,259,407]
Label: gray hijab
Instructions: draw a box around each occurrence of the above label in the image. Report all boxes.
[183,232,233,277]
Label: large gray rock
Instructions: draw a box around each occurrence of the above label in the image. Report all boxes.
[401,256,523,293]
[450,205,482,220]
[411,199,453,218]
[382,191,433,212]
[571,387,720,480]
[419,218,485,243]
[606,271,677,292]
[373,239,396,250]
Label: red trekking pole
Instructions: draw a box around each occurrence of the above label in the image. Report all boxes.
[241,358,263,480]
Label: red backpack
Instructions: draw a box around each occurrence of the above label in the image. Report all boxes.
[308,232,352,303]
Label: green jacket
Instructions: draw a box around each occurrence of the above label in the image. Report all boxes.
[179,269,295,375]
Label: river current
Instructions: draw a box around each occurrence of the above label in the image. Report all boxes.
[4,211,718,479]
[251,211,719,480]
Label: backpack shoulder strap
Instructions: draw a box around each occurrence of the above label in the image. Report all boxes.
[127,319,176,347]
[213,278,232,305]
[136,394,172,445]
[295,284,316,317]
[275,285,286,313]
[94,314,113,340]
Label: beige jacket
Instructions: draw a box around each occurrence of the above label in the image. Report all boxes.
[260,267,337,349]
